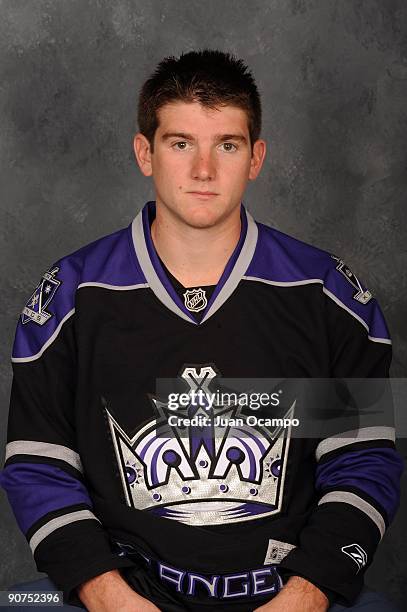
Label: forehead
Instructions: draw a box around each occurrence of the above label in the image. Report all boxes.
[156,101,250,134]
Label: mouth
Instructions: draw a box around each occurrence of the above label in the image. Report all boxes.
[187,191,219,199]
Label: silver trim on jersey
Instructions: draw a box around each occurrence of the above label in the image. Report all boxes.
[201,209,258,323]
[322,287,392,345]
[318,491,385,539]
[131,207,259,325]
[243,276,324,288]
[367,336,392,344]
[29,509,101,554]
[77,282,149,291]
[315,426,396,462]
[132,212,194,324]
[11,309,76,364]
[242,278,391,345]
[5,441,83,473]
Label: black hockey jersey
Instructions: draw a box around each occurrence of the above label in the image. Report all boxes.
[0,201,403,611]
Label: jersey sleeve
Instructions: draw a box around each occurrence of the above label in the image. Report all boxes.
[279,259,404,605]
[0,262,135,606]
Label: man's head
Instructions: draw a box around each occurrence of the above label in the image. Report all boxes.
[134,50,266,229]
[137,49,262,154]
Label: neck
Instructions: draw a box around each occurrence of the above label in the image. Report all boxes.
[150,203,242,287]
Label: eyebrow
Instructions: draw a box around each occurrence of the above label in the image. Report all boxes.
[161,132,248,144]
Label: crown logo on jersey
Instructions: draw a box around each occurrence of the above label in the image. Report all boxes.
[105,365,294,526]
[183,288,207,312]
[21,267,62,326]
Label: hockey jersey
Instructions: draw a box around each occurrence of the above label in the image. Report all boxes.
[0,201,403,611]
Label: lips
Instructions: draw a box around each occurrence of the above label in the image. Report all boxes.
[188,191,219,197]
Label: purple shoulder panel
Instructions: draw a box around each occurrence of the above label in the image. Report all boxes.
[323,261,390,340]
[315,447,403,523]
[246,222,330,283]
[74,224,146,286]
[0,462,93,534]
[12,225,146,360]
[246,222,391,341]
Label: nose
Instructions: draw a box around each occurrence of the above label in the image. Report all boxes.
[191,147,216,181]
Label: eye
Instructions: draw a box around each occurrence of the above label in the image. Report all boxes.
[220,142,237,152]
[172,141,191,150]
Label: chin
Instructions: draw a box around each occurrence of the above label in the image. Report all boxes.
[181,208,224,229]
[179,198,235,228]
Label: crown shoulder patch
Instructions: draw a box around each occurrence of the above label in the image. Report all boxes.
[21,267,62,326]
[331,255,372,304]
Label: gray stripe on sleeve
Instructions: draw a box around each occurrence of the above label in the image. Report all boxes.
[12,309,76,363]
[318,491,385,539]
[322,288,392,345]
[29,509,100,554]
[77,282,149,291]
[5,441,83,473]
[315,426,395,462]
[242,276,324,288]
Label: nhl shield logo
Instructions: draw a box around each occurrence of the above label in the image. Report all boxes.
[183,288,207,313]
[21,267,61,326]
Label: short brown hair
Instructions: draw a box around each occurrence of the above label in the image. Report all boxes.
[137,49,262,153]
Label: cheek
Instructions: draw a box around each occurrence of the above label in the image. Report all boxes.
[229,162,250,185]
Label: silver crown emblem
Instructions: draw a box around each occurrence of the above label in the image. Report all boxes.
[106,366,294,526]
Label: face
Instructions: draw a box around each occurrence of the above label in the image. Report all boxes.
[134,101,266,229]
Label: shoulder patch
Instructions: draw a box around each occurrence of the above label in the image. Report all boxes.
[21,267,62,326]
[331,255,372,305]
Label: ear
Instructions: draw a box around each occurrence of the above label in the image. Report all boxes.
[248,139,267,180]
[133,133,153,177]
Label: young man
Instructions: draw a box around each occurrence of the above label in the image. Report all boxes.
[0,50,403,612]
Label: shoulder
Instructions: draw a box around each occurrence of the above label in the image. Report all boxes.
[248,221,335,283]
[55,223,146,289]
[12,224,146,362]
[246,220,390,343]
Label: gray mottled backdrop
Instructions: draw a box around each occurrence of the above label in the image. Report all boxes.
[1,0,406,606]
